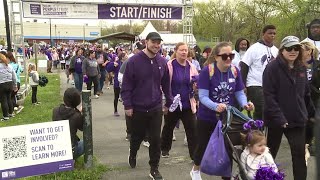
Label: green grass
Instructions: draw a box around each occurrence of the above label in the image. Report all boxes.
[0,73,109,179]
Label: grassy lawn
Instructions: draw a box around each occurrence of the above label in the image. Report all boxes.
[0,73,109,180]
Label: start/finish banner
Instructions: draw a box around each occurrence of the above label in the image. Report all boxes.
[22,2,183,20]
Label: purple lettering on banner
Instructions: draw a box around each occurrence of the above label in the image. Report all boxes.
[98,4,182,20]
[0,160,74,179]
[30,4,41,15]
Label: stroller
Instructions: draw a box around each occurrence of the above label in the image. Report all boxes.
[220,106,255,180]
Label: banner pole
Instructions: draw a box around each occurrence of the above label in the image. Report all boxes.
[82,90,93,169]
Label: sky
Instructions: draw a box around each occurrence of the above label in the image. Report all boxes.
[0,0,209,26]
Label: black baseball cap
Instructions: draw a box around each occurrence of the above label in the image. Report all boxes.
[146,32,163,41]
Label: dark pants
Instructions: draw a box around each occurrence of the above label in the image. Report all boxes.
[130,108,163,169]
[114,87,120,112]
[126,114,132,134]
[247,86,263,120]
[47,60,52,72]
[11,82,20,107]
[267,127,306,180]
[0,82,14,117]
[86,76,99,95]
[99,69,106,92]
[161,109,196,159]
[31,86,38,103]
[306,120,314,145]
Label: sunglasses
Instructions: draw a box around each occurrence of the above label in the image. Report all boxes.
[217,53,235,61]
[284,46,300,52]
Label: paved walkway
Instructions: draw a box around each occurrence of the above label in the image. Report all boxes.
[58,70,316,180]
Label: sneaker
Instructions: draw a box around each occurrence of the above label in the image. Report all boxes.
[92,95,99,99]
[32,103,39,106]
[114,112,120,116]
[306,144,310,166]
[36,102,41,104]
[172,132,176,141]
[161,151,169,158]
[119,97,122,102]
[128,155,137,168]
[190,169,202,180]
[71,80,75,85]
[143,141,150,148]
[125,133,131,141]
[149,169,163,180]
[0,117,9,121]
[184,135,188,146]
[14,107,18,111]
[8,113,15,118]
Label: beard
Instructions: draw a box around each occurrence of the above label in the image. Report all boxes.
[311,33,320,41]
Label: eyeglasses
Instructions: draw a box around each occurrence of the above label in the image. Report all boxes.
[284,46,300,52]
[217,53,235,61]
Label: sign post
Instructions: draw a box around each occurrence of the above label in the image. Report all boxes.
[82,90,93,169]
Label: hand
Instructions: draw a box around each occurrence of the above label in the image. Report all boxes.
[114,62,119,67]
[163,106,169,115]
[216,103,227,113]
[125,109,133,117]
[244,101,254,111]
[282,123,289,128]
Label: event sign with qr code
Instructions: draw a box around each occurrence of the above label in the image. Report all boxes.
[0,120,74,179]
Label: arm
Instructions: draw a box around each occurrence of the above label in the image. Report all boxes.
[121,60,134,110]
[161,63,173,108]
[235,90,248,108]
[240,62,249,86]
[305,72,315,118]
[11,67,17,87]
[82,59,87,76]
[106,62,116,73]
[199,89,218,110]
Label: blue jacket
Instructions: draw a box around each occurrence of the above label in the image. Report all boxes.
[121,51,173,112]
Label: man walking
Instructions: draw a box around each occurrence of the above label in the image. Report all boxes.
[240,25,278,120]
[121,32,173,180]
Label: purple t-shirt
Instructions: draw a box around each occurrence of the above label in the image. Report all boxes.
[197,64,244,122]
[171,60,191,109]
[75,57,83,74]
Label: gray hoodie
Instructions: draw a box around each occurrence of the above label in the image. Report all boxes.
[0,63,17,86]
[82,57,100,77]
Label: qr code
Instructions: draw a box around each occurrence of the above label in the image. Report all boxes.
[2,136,27,160]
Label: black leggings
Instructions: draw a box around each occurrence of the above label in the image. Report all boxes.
[306,120,314,145]
[0,82,14,117]
[114,87,120,112]
[11,82,20,107]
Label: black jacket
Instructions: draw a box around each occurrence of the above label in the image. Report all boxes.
[52,104,84,147]
[310,60,320,107]
[263,57,314,128]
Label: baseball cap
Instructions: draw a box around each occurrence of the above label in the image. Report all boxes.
[146,32,163,41]
[280,36,300,48]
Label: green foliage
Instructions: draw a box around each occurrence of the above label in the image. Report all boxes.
[0,39,5,46]
[194,0,320,46]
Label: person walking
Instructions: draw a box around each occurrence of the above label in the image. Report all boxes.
[121,32,173,180]
[0,53,17,121]
[160,42,198,160]
[240,25,278,120]
[82,50,100,99]
[263,36,315,180]
[69,48,85,92]
[190,42,254,180]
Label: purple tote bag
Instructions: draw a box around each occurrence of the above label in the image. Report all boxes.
[200,120,231,176]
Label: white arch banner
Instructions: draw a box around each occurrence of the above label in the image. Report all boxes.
[22,1,183,20]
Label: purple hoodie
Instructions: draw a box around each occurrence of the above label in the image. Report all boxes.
[121,51,173,112]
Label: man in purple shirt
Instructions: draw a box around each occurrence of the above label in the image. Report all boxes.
[121,32,173,180]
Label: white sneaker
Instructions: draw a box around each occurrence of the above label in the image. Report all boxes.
[172,132,176,141]
[184,135,188,146]
[143,141,150,148]
[92,95,99,99]
[190,169,202,180]
[305,144,310,166]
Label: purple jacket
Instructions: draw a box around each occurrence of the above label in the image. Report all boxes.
[121,51,173,112]
[106,61,122,88]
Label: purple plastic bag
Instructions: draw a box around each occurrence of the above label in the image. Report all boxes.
[200,120,231,176]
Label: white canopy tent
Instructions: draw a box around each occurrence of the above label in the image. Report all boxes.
[139,22,197,46]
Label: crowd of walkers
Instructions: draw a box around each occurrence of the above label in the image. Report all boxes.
[1,18,320,180]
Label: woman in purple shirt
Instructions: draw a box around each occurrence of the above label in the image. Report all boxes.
[161,42,199,159]
[190,42,254,180]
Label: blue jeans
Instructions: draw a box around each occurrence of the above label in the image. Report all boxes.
[99,69,106,92]
[73,140,84,159]
[73,73,83,92]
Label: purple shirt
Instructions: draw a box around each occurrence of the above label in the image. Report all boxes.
[75,56,83,74]
[121,51,173,112]
[197,64,244,122]
[106,61,122,88]
[171,60,191,109]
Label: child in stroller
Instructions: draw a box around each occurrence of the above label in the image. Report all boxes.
[222,106,283,180]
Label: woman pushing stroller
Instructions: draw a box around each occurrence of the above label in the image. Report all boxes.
[190,42,254,180]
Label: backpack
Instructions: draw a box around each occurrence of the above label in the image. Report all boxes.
[208,63,238,80]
